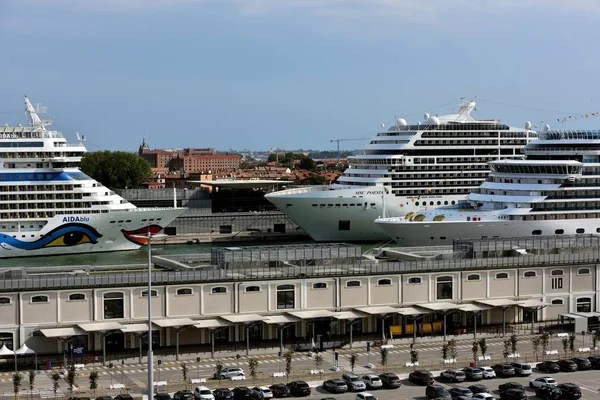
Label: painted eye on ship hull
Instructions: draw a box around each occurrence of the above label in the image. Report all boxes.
[0,223,102,251]
[45,230,96,247]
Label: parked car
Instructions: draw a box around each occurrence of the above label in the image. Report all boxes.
[193,387,214,400]
[588,355,600,369]
[479,367,496,379]
[463,367,483,381]
[343,373,367,391]
[510,363,532,377]
[212,389,234,400]
[322,379,348,394]
[536,361,559,373]
[472,394,495,400]
[216,367,245,380]
[114,395,133,400]
[498,383,524,394]
[556,383,582,400]
[96,397,113,400]
[355,393,377,400]
[499,389,527,400]
[449,387,473,399]
[529,377,557,389]
[286,381,311,397]
[362,375,383,390]
[426,385,452,400]
[409,370,434,385]
[492,364,515,378]
[535,387,562,400]
[231,387,253,400]
[557,359,578,372]
[155,394,172,400]
[570,357,591,370]
[251,387,273,399]
[379,372,401,389]
[468,384,488,394]
[441,369,466,382]
[268,384,290,398]
[175,391,194,400]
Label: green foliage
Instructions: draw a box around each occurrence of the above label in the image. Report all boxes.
[472,341,479,361]
[568,333,576,353]
[50,372,61,396]
[410,346,419,370]
[380,347,389,371]
[509,334,518,355]
[248,358,258,383]
[532,337,541,361]
[27,371,35,393]
[541,332,550,357]
[301,175,329,185]
[66,365,77,396]
[13,372,22,397]
[562,337,569,357]
[80,151,152,189]
[181,362,189,383]
[215,360,224,386]
[593,330,600,351]
[448,339,458,360]
[349,353,358,373]
[313,354,324,379]
[502,340,511,362]
[478,338,488,357]
[441,343,449,360]
[284,350,293,379]
[89,371,98,396]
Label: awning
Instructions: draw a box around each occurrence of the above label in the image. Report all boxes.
[560,313,586,320]
[120,324,157,333]
[15,344,35,355]
[152,318,196,328]
[194,319,231,329]
[40,327,86,338]
[263,315,300,325]
[287,310,336,319]
[459,303,493,313]
[418,302,463,312]
[77,322,124,332]
[0,345,14,356]
[476,299,522,307]
[518,299,550,308]
[560,313,588,332]
[354,306,399,315]
[396,306,429,316]
[221,314,265,324]
[572,312,600,318]
[332,310,368,320]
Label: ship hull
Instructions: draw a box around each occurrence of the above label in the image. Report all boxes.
[0,208,185,258]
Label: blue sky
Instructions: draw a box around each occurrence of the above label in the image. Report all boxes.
[0,0,599,152]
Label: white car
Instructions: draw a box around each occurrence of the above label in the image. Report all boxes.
[362,374,383,389]
[194,386,215,400]
[252,386,273,399]
[479,367,496,379]
[356,393,377,400]
[529,377,558,388]
[473,394,495,400]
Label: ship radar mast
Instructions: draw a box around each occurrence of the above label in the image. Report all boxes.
[454,96,477,122]
[24,96,53,131]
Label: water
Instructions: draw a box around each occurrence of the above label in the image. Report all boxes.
[0,240,384,269]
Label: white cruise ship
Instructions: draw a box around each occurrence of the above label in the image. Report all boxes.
[266,99,536,241]
[375,128,600,246]
[0,96,185,258]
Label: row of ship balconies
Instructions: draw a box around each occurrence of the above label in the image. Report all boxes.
[0,201,110,210]
[0,209,104,220]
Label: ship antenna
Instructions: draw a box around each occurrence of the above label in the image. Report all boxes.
[24,96,43,127]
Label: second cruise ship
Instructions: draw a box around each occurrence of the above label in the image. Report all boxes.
[266,99,535,241]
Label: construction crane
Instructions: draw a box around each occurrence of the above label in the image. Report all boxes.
[330,137,371,162]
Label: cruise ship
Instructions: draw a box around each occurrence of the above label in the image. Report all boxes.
[266,99,536,241]
[0,96,185,258]
[375,128,600,246]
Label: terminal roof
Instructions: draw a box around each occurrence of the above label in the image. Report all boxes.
[476,299,523,307]
[518,299,550,308]
[418,302,463,311]
[41,327,86,338]
[288,310,336,319]
[459,303,493,312]
[194,319,231,329]
[120,323,156,333]
[332,310,368,320]
[355,306,399,315]
[396,306,429,316]
[78,322,124,332]
[221,314,265,324]
[263,315,300,325]
[152,318,196,328]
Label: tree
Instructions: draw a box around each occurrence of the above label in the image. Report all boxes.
[313,354,324,379]
[349,353,358,373]
[532,337,541,361]
[478,338,488,359]
[503,340,511,362]
[215,360,224,387]
[66,365,77,398]
[13,372,22,399]
[27,371,35,399]
[80,151,152,189]
[471,341,479,362]
[301,175,329,185]
[248,358,258,383]
[380,347,389,371]
[569,334,576,355]
[441,344,449,360]
[284,350,293,379]
[509,334,518,355]
[448,339,458,361]
[89,371,99,398]
[541,332,550,359]
[181,362,189,386]
[562,337,569,358]
[410,346,419,371]
[50,372,61,399]
[298,157,316,171]
[593,330,600,353]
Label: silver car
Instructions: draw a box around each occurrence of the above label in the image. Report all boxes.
[214,367,245,379]
[343,373,367,391]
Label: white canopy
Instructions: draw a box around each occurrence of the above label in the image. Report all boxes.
[15,344,35,355]
[0,344,15,356]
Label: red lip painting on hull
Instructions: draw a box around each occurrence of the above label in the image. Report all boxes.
[121,225,163,245]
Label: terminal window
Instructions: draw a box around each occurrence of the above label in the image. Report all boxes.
[276,285,295,309]
[103,292,124,319]
[436,276,453,300]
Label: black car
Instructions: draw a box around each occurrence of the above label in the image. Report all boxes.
[213,389,234,400]
[155,394,172,400]
[449,387,473,400]
[588,355,600,369]
[114,395,134,400]
[536,361,560,373]
[322,379,347,394]
[232,387,253,400]
[492,364,515,378]
[535,386,562,400]
[557,383,582,400]
[174,391,193,400]
[96,397,113,400]
[570,357,591,370]
[463,367,483,381]
[500,389,527,400]
[469,384,488,394]
[269,384,290,398]
[379,372,401,389]
[498,382,524,394]
[286,381,311,397]
[557,359,578,372]
[426,385,452,400]
[409,370,435,386]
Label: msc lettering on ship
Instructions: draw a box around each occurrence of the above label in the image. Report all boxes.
[62,216,90,223]
[354,190,384,195]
